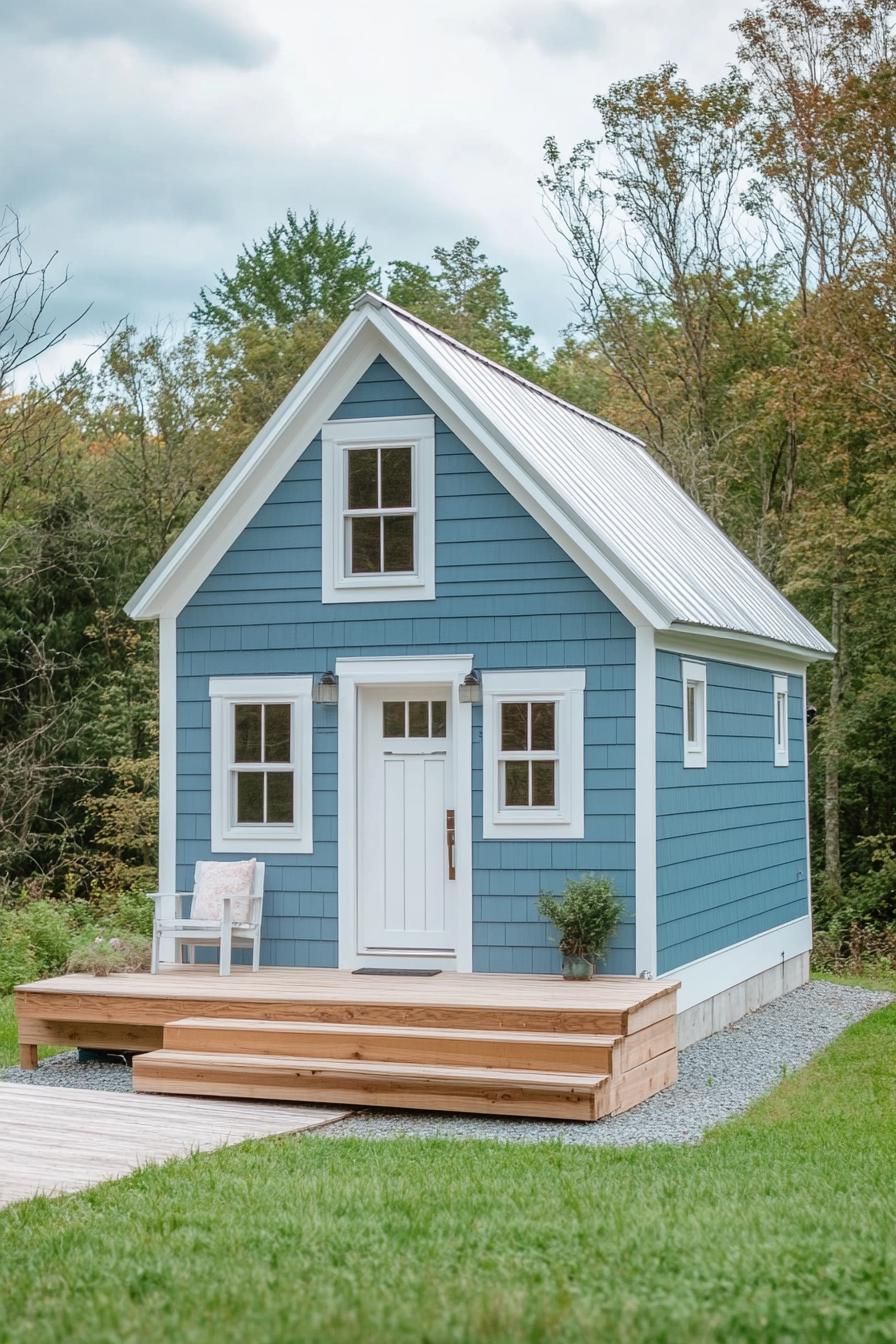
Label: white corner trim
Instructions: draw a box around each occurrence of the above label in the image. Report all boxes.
[802,669,814,930]
[336,654,473,972]
[157,617,178,960]
[681,659,707,769]
[669,916,813,1013]
[321,414,435,604]
[480,667,585,841]
[209,674,313,854]
[634,627,657,977]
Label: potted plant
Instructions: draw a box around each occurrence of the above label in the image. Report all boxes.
[536,874,622,980]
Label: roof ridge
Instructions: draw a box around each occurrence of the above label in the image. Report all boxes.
[352,291,648,451]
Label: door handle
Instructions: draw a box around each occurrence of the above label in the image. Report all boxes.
[446,808,456,881]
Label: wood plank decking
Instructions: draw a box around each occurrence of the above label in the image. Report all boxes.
[15,968,679,1122]
[0,1083,348,1208]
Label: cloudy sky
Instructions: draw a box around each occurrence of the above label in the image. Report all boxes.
[2,0,746,377]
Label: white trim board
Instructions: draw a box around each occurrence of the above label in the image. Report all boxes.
[668,916,813,1013]
[634,626,657,977]
[157,617,177,962]
[335,654,473,972]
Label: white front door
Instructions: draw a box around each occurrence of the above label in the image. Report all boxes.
[357,684,456,956]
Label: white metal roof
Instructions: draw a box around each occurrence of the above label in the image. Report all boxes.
[372,295,833,656]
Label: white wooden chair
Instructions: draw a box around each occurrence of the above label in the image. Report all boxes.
[149,861,266,976]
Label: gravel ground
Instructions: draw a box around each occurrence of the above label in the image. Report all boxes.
[4,980,891,1146]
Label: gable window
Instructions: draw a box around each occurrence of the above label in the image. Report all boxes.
[482,669,585,839]
[210,676,312,853]
[774,675,789,766]
[681,660,707,768]
[322,415,435,603]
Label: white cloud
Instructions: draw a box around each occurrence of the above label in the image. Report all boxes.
[2,0,746,376]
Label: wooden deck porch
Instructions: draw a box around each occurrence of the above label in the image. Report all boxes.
[15,967,679,1121]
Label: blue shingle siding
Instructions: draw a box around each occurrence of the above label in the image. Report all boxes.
[176,357,636,972]
[655,652,808,974]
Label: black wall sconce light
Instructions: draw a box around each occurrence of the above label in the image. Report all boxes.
[458,669,482,704]
[312,670,339,704]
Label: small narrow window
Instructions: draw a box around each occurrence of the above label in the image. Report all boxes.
[774,675,789,767]
[681,660,707,768]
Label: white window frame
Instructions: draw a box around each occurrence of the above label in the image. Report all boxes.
[209,675,313,853]
[321,414,435,604]
[774,674,789,767]
[681,660,707,768]
[481,668,585,840]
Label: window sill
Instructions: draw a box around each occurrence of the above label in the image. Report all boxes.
[211,833,313,855]
[482,816,583,841]
[322,574,435,604]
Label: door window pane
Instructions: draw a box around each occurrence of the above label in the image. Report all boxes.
[234,704,262,763]
[266,771,294,824]
[431,700,447,738]
[532,760,556,807]
[236,772,264,823]
[383,515,414,572]
[531,702,555,751]
[408,701,429,737]
[264,704,291,763]
[503,760,530,806]
[347,448,378,509]
[380,446,412,507]
[383,702,406,737]
[350,516,381,573]
[501,702,528,751]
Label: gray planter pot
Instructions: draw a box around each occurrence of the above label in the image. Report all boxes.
[561,954,594,981]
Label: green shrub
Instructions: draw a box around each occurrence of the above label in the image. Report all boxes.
[92,885,154,938]
[66,932,151,976]
[0,901,77,993]
[536,873,622,963]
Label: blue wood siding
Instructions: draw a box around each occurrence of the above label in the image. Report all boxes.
[176,357,636,972]
[655,652,808,973]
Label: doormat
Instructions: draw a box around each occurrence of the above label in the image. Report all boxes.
[352,967,443,976]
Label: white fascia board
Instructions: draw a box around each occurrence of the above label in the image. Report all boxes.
[657,629,825,674]
[125,308,376,619]
[365,307,674,631]
[664,625,834,665]
[126,301,670,630]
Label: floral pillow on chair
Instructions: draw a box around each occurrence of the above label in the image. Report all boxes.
[191,859,257,924]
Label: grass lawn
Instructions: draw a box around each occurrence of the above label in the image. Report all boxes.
[0,1001,893,1343]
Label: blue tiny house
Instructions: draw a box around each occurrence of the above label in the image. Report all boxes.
[128,294,833,1043]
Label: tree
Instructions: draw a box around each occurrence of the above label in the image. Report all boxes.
[387,238,541,376]
[192,209,380,333]
[540,65,789,533]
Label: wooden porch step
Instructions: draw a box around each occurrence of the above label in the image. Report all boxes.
[163,1017,620,1074]
[133,1049,611,1121]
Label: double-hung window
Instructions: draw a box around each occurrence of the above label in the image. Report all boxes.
[482,669,585,839]
[681,660,707,768]
[773,675,789,766]
[210,676,313,853]
[322,415,435,602]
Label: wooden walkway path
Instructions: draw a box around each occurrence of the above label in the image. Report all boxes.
[0,1083,348,1208]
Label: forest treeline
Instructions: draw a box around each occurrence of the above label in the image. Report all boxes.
[2,0,895,957]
